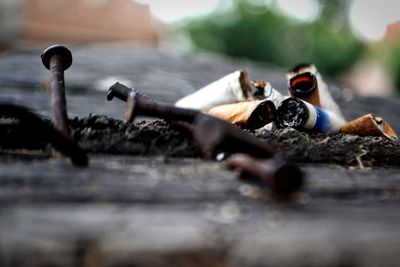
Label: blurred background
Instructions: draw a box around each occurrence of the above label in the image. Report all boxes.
[1,0,400,96]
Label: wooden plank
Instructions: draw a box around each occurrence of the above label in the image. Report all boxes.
[1,46,400,266]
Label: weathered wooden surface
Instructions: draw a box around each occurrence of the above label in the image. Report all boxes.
[1,45,400,267]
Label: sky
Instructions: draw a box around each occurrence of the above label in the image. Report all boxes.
[135,0,400,42]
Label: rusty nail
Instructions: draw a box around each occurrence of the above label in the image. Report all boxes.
[125,89,199,124]
[41,44,72,138]
[107,82,132,102]
[191,114,274,159]
[110,82,275,159]
[0,103,88,166]
[225,153,303,195]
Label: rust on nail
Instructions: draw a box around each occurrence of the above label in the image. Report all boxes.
[191,115,275,159]
[111,82,275,159]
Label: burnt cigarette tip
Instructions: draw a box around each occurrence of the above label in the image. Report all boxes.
[277,97,307,129]
[288,72,317,97]
[248,100,276,129]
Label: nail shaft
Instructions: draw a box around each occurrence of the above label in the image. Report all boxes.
[225,153,303,195]
[41,45,73,138]
[49,55,70,137]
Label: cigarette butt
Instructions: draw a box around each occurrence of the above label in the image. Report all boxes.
[286,63,315,79]
[287,63,345,120]
[340,114,398,141]
[251,80,285,108]
[288,72,321,107]
[277,97,345,134]
[174,70,253,111]
[208,100,276,129]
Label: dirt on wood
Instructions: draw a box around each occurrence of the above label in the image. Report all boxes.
[1,114,399,167]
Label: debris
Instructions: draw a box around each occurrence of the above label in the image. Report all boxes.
[354,149,368,170]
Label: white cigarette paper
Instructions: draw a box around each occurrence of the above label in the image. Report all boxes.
[175,70,251,111]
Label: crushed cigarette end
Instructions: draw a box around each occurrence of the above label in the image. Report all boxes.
[340,114,398,141]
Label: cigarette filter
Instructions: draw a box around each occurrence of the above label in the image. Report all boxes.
[340,114,398,141]
[287,64,345,120]
[277,97,346,134]
[175,70,253,111]
[251,80,285,108]
[207,99,276,129]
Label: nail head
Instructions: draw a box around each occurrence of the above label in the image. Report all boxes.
[41,44,73,70]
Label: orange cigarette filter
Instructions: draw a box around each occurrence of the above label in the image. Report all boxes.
[207,100,276,129]
[288,72,321,107]
[340,114,398,141]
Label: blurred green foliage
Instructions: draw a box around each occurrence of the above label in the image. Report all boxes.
[183,0,365,76]
[384,41,400,91]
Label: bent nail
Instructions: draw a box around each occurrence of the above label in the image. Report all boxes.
[207,100,276,130]
[277,97,346,134]
[225,153,303,194]
[192,115,274,159]
[174,70,253,111]
[287,63,345,120]
[112,82,275,159]
[340,114,398,141]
